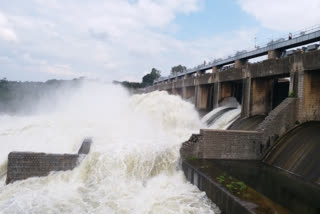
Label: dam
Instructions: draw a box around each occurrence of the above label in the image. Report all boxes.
[0,22,319,214]
[143,30,320,213]
[147,48,320,160]
[2,1,320,213]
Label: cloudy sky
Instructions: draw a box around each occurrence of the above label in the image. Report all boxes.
[0,0,320,82]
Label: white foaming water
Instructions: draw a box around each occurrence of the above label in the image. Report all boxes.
[0,83,219,214]
[201,98,241,130]
[200,106,229,125]
[208,108,241,130]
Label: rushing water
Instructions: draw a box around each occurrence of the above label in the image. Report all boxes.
[201,98,241,130]
[0,83,220,214]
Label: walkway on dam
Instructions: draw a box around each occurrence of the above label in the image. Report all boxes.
[156,25,320,83]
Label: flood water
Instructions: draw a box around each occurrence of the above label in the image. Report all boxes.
[0,83,220,214]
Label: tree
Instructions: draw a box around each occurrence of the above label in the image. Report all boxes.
[170,65,186,75]
[142,68,161,86]
[150,68,161,79]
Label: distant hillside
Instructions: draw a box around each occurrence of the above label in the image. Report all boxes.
[0,78,84,114]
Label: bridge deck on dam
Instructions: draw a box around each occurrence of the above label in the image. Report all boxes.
[156,27,320,83]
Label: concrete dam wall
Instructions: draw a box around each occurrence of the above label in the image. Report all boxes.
[6,138,92,184]
[264,122,320,184]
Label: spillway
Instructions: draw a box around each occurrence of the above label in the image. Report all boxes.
[0,83,220,214]
[228,115,265,131]
[263,121,320,183]
[201,98,241,130]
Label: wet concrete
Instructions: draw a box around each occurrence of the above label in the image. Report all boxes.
[228,115,266,131]
[185,159,320,214]
[264,122,320,183]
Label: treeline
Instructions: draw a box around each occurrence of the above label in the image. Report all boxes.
[115,64,187,90]
[0,77,85,114]
[114,68,161,89]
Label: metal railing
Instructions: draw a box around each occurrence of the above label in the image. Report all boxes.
[155,24,320,83]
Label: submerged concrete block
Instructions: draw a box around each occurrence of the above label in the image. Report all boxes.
[78,138,92,155]
[5,138,92,184]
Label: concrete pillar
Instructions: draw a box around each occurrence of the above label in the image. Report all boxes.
[173,87,182,97]
[268,50,282,59]
[212,66,219,73]
[241,78,251,118]
[297,70,320,122]
[172,87,176,95]
[212,83,220,109]
[250,78,274,116]
[182,86,187,98]
[196,70,206,76]
[289,72,298,96]
[195,85,210,110]
[219,82,233,102]
[235,59,248,69]
[182,86,195,100]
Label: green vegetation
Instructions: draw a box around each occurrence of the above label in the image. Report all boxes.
[170,65,186,75]
[115,64,187,89]
[114,68,161,89]
[216,173,250,198]
[0,77,84,114]
[188,156,198,161]
[289,91,296,97]
[142,68,161,86]
[217,175,225,184]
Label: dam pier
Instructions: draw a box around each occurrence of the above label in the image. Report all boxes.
[147,47,320,161]
[145,29,320,213]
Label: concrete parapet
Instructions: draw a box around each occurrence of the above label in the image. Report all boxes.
[6,153,79,184]
[180,134,203,159]
[200,129,262,160]
[219,68,244,82]
[78,138,92,154]
[182,161,256,214]
[235,59,248,69]
[268,50,282,59]
[181,130,262,160]
[249,57,291,78]
[6,138,92,184]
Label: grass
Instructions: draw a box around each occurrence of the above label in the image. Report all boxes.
[216,173,250,198]
[289,91,296,97]
[188,156,198,161]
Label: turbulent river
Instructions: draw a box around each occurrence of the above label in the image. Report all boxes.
[0,83,220,214]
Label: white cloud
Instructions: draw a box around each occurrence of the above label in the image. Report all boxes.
[0,56,12,64]
[46,64,82,77]
[238,0,320,31]
[0,0,256,82]
[0,12,18,42]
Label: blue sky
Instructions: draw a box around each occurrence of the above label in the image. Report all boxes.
[0,0,319,82]
[175,1,258,40]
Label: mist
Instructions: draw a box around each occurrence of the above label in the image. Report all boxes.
[0,81,219,214]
